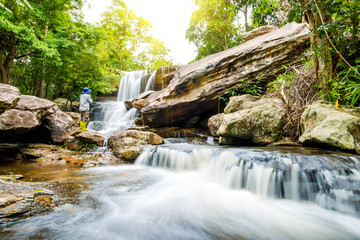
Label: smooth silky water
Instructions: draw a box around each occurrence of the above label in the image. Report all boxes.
[1,71,360,239]
[1,143,360,240]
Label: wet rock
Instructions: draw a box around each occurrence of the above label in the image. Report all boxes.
[141,23,309,127]
[0,175,53,221]
[135,118,144,126]
[75,131,104,146]
[209,95,286,145]
[0,83,21,115]
[20,144,67,160]
[124,100,133,110]
[127,126,211,140]
[243,25,277,41]
[268,138,301,147]
[299,101,360,153]
[132,99,147,111]
[88,121,105,131]
[108,130,163,162]
[19,143,118,166]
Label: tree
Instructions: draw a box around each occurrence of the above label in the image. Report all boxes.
[186,0,244,60]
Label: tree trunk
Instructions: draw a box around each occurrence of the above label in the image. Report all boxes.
[306,11,319,82]
[37,25,48,98]
[0,62,7,84]
[314,11,332,96]
[244,6,248,31]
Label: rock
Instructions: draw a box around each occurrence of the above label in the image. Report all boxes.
[148,127,210,140]
[299,101,360,153]
[209,95,286,145]
[132,99,147,111]
[75,130,104,146]
[224,94,263,113]
[243,25,277,41]
[0,175,53,220]
[16,95,58,116]
[124,100,133,110]
[0,95,77,144]
[268,137,301,147]
[0,109,41,137]
[208,114,225,136]
[146,66,181,91]
[88,121,105,131]
[135,118,144,126]
[45,110,77,144]
[66,112,81,126]
[108,130,163,162]
[141,22,310,127]
[0,83,21,115]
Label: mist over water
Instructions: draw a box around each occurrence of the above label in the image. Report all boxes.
[2,157,360,240]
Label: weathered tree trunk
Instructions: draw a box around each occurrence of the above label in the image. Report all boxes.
[314,9,332,96]
[306,11,319,82]
[0,62,7,84]
[37,25,49,99]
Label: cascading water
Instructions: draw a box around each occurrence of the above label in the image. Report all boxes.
[88,70,152,149]
[136,144,360,218]
[2,70,360,239]
[3,144,360,240]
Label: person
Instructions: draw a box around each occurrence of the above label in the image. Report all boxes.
[79,87,93,131]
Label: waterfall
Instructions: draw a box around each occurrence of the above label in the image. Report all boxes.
[144,70,157,92]
[89,70,153,137]
[136,144,360,218]
[117,70,150,101]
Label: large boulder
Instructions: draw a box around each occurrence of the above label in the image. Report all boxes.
[0,83,21,115]
[75,131,104,146]
[208,95,286,145]
[0,95,57,137]
[0,95,76,143]
[243,26,277,41]
[299,101,360,153]
[45,110,77,144]
[141,22,309,127]
[108,130,163,162]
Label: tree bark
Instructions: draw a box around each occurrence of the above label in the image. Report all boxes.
[37,25,48,98]
[314,10,332,95]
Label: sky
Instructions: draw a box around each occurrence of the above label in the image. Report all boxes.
[82,0,198,65]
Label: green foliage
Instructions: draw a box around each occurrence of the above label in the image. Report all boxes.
[100,0,172,71]
[186,0,244,61]
[219,79,264,104]
[1,0,173,100]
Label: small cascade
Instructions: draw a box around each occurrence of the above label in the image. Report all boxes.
[117,70,150,101]
[136,144,360,217]
[89,70,154,138]
[144,70,157,92]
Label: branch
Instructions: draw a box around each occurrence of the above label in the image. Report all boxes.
[15,51,37,59]
[314,1,360,76]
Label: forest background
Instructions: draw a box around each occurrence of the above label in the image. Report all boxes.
[0,0,359,106]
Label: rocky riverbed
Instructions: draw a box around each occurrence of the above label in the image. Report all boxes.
[0,144,124,223]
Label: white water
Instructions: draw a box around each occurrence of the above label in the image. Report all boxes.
[3,153,360,239]
[136,144,360,218]
[88,70,153,138]
[3,69,358,238]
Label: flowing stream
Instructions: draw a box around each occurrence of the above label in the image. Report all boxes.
[1,71,360,239]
